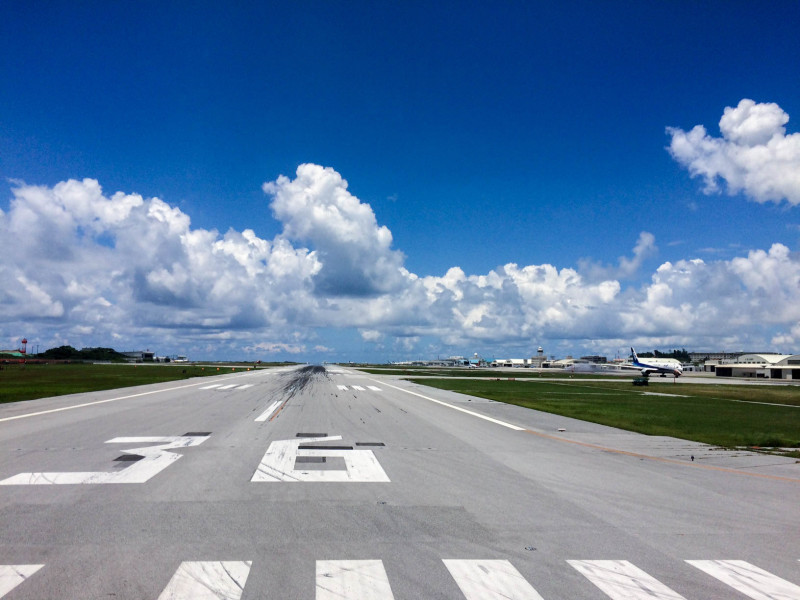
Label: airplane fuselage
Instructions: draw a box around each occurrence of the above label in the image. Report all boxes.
[631,348,683,377]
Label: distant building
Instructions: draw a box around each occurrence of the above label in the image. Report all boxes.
[529,346,546,368]
[394,356,471,367]
[706,353,800,379]
[491,358,529,368]
[581,355,607,364]
[122,351,155,362]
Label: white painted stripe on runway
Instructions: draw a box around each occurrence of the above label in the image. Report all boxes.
[569,560,687,599]
[157,561,251,600]
[367,386,381,391]
[687,560,800,600]
[352,385,366,391]
[0,373,259,423]
[217,384,240,390]
[0,565,43,597]
[255,400,281,422]
[337,385,349,391]
[236,384,254,390]
[316,560,395,599]
[200,384,223,389]
[444,559,543,599]
[374,380,525,431]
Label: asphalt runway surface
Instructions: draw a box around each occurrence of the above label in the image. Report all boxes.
[0,365,798,599]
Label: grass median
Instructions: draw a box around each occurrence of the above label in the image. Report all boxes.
[409,378,800,452]
[0,363,244,404]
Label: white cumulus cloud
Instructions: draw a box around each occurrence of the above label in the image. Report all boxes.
[3,164,800,359]
[667,99,800,205]
[264,164,408,297]
[579,231,658,281]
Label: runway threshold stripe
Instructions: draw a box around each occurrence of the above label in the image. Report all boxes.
[316,560,395,599]
[352,385,366,391]
[374,380,524,431]
[237,384,254,390]
[0,565,44,597]
[367,386,381,391]
[337,385,348,391]
[444,559,544,600]
[569,560,687,600]
[687,560,800,600]
[217,384,239,390]
[156,561,251,600]
[255,400,281,422]
[199,384,223,389]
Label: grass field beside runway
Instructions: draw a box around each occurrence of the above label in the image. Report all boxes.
[0,363,245,404]
[410,378,800,452]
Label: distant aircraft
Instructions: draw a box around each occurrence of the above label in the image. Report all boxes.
[630,348,683,377]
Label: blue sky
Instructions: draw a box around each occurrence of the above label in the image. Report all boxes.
[2,2,800,362]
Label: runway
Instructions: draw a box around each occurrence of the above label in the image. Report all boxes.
[0,365,798,598]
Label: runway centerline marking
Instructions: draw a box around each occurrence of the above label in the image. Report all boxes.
[255,400,282,422]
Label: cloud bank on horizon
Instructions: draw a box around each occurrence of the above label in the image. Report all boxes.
[3,99,800,359]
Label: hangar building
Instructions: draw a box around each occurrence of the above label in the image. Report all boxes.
[709,353,800,379]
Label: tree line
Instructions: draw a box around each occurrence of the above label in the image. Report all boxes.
[35,346,128,361]
[636,349,691,363]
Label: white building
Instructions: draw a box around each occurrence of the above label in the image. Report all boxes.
[708,353,800,379]
[491,358,529,368]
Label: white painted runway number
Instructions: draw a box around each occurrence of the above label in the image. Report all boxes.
[0,435,210,485]
[251,435,390,482]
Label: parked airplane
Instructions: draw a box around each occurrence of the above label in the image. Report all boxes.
[631,348,683,377]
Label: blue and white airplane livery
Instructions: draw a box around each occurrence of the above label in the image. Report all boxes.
[631,348,683,377]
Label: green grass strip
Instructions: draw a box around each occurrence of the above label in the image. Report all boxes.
[410,378,800,450]
[0,363,241,404]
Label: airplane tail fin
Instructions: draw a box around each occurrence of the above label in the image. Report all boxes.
[631,347,639,363]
